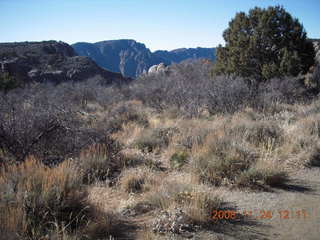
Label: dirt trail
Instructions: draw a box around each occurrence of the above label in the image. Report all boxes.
[88,168,320,239]
[215,168,320,240]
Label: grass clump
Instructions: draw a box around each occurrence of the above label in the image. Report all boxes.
[229,120,283,148]
[119,168,146,193]
[0,156,128,239]
[144,180,222,227]
[193,135,256,186]
[134,127,177,153]
[145,181,193,210]
[0,158,84,238]
[184,191,222,225]
[307,146,320,167]
[236,168,289,189]
[79,141,122,184]
[0,158,86,238]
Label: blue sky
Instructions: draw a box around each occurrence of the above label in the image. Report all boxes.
[1,0,319,51]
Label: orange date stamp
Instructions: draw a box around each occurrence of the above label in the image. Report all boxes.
[212,209,311,220]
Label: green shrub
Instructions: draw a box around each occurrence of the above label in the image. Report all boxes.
[0,72,21,93]
[170,151,189,169]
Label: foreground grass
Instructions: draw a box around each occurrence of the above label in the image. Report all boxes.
[1,96,320,238]
[0,152,127,239]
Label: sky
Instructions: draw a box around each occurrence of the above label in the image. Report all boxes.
[1,0,319,51]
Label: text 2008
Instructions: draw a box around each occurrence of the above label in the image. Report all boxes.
[212,209,310,220]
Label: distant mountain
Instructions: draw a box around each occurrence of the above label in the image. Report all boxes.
[72,40,215,78]
[0,41,129,85]
[153,47,215,64]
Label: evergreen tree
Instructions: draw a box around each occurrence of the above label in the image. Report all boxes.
[213,6,315,81]
[0,72,20,93]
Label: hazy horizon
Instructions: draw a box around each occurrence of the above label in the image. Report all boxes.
[1,0,319,51]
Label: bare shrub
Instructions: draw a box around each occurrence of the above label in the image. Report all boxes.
[206,76,254,114]
[132,60,212,117]
[106,100,149,133]
[256,77,309,111]
[0,85,108,165]
[130,60,313,117]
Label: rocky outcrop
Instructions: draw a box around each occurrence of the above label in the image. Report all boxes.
[148,63,169,75]
[72,40,215,78]
[0,41,129,84]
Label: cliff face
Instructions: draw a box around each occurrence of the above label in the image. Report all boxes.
[72,40,215,78]
[0,41,129,84]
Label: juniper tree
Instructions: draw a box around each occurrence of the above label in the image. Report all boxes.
[213,6,315,81]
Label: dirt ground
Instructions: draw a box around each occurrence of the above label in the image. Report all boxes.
[88,168,320,240]
[208,167,320,240]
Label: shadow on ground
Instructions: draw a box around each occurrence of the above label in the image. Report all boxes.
[272,178,316,194]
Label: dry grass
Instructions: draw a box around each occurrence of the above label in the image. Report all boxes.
[119,168,148,193]
[183,190,222,224]
[112,122,144,146]
[228,119,283,148]
[0,157,85,238]
[133,127,178,153]
[141,176,222,227]
[0,156,127,239]
[275,110,320,168]
[79,142,123,184]
[188,113,292,189]
[192,132,257,186]
[2,88,320,238]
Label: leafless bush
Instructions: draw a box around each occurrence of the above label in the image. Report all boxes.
[0,84,107,165]
[313,64,320,90]
[131,60,212,117]
[206,76,254,114]
[256,77,308,107]
[130,60,313,116]
[105,101,149,133]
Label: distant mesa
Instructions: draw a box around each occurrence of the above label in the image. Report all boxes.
[72,39,216,78]
[0,41,130,85]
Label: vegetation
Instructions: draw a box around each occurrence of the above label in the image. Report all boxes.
[1,55,319,237]
[0,5,319,239]
[0,157,124,239]
[213,6,315,81]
